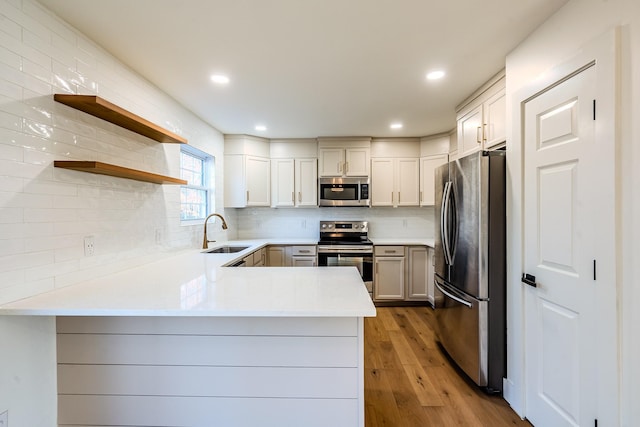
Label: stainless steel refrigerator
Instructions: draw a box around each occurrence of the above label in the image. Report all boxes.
[434,150,506,394]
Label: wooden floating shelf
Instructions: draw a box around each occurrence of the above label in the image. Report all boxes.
[54,94,188,144]
[54,161,187,185]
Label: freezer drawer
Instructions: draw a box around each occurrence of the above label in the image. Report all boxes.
[435,278,488,387]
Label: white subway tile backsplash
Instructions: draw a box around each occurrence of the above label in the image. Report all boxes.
[0,44,20,68]
[0,250,53,273]
[0,237,24,256]
[0,0,224,305]
[0,13,21,39]
[0,268,24,289]
[0,141,22,160]
[21,29,52,70]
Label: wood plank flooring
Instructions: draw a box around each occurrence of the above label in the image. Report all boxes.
[364,306,531,427]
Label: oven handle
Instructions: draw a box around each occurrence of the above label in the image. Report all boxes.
[317,247,373,254]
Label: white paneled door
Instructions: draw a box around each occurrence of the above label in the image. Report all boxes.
[523,65,609,427]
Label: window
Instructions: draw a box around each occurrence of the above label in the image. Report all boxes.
[180,146,214,221]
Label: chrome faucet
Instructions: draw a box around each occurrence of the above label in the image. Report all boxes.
[202,213,228,249]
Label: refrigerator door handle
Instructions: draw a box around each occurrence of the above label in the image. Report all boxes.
[435,279,473,308]
[441,181,452,265]
[448,183,458,264]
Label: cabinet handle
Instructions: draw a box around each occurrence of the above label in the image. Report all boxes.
[246,190,250,202]
[476,126,482,144]
[298,192,302,202]
[299,250,311,253]
[292,192,295,203]
[398,192,401,204]
[420,191,423,202]
[345,162,349,173]
[384,250,395,254]
[483,123,488,142]
[391,192,394,204]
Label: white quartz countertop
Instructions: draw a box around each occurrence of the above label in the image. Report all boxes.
[0,240,376,318]
[370,238,435,247]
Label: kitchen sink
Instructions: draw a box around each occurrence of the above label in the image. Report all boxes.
[205,246,250,254]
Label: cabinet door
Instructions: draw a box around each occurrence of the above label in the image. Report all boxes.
[374,257,405,300]
[246,156,270,206]
[407,247,428,300]
[420,154,448,206]
[370,158,394,206]
[484,87,506,148]
[223,155,246,208]
[426,248,435,306]
[295,158,318,207]
[318,148,343,177]
[344,148,369,176]
[267,246,286,266]
[396,158,419,206]
[457,104,483,158]
[271,158,295,207]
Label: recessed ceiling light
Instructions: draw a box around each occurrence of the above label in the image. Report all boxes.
[211,74,230,84]
[390,123,403,129]
[255,125,267,131]
[426,70,446,80]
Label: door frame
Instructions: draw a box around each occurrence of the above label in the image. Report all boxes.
[505,28,619,424]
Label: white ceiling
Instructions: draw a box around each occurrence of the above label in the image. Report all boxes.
[38,0,568,139]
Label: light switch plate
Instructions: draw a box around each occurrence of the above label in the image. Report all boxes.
[0,410,8,427]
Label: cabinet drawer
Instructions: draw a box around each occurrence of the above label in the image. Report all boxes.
[291,245,317,256]
[374,246,404,256]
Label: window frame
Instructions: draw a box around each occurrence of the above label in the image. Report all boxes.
[179,145,214,224]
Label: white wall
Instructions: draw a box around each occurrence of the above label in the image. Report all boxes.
[505,0,639,424]
[0,0,230,424]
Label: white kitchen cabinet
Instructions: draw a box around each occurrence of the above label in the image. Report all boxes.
[426,247,435,306]
[456,72,506,157]
[267,245,317,266]
[271,158,318,208]
[371,158,419,207]
[242,247,266,267]
[267,246,287,266]
[318,147,370,177]
[224,154,271,207]
[419,154,448,206]
[407,246,428,300]
[373,246,405,301]
[290,245,317,266]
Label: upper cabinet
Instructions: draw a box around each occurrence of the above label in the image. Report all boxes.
[371,158,419,207]
[370,138,420,207]
[317,138,371,177]
[270,139,318,208]
[419,154,448,206]
[456,70,506,158]
[224,135,271,207]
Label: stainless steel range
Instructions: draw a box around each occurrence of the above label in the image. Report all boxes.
[317,221,373,295]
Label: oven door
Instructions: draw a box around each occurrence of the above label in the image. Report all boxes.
[317,250,373,291]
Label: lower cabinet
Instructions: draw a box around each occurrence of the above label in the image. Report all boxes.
[243,247,266,267]
[373,246,405,301]
[267,245,317,267]
[374,245,434,303]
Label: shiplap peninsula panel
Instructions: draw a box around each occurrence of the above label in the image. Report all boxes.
[57,316,364,427]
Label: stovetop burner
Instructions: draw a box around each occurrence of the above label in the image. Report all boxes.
[318,220,371,246]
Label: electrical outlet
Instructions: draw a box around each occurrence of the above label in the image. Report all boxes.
[0,410,8,427]
[84,236,95,256]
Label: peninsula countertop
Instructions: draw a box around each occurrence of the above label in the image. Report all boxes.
[0,240,376,318]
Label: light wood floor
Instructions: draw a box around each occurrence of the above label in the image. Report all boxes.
[364,306,531,427]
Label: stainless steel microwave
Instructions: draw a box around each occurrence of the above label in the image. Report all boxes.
[318,177,370,207]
